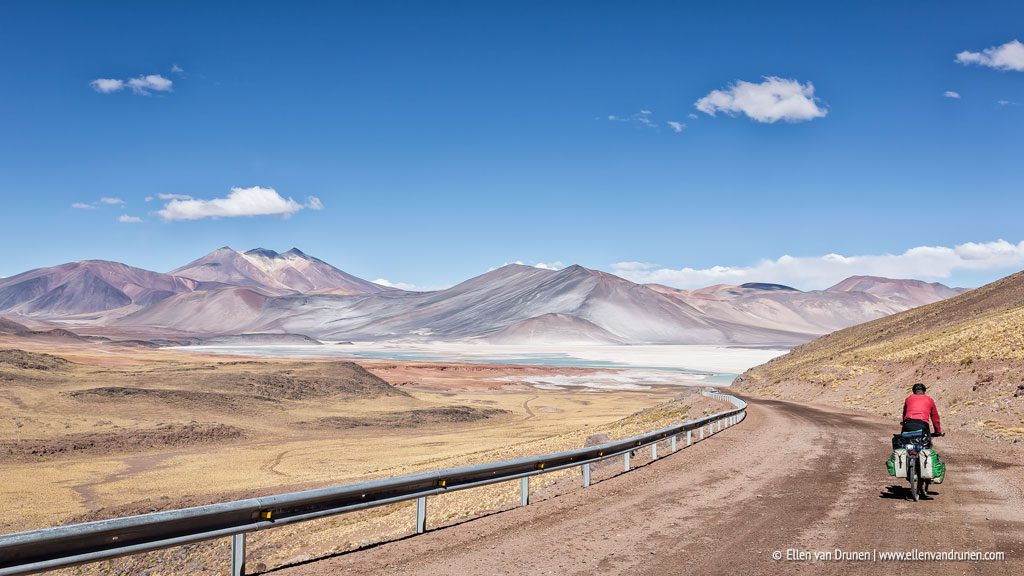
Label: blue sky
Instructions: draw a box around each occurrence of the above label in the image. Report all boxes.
[1,1,1022,290]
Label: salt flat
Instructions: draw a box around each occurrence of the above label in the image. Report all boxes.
[179,342,789,380]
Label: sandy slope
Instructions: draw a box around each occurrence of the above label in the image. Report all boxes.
[739,269,1024,443]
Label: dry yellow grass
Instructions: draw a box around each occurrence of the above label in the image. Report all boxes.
[739,269,1024,444]
[0,341,725,575]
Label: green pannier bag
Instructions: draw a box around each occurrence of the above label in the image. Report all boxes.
[887,448,909,477]
[919,449,946,483]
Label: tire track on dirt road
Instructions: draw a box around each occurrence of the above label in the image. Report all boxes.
[270,397,1024,576]
[521,395,538,420]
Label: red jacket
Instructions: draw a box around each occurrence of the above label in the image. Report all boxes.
[903,394,941,434]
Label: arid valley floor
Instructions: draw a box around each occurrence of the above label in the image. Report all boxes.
[0,335,728,574]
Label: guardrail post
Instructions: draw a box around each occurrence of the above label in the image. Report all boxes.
[671,435,677,453]
[0,390,749,576]
[415,496,427,534]
[230,533,245,576]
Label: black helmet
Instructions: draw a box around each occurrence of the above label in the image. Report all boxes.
[912,383,927,394]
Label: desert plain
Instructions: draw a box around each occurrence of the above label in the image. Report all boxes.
[0,334,732,574]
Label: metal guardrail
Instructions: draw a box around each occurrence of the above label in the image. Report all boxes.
[0,389,747,576]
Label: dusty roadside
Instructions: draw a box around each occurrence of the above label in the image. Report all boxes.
[276,396,1023,576]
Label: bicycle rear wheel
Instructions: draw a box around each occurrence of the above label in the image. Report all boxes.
[909,462,920,502]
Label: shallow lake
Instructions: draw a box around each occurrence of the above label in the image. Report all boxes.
[172,343,789,388]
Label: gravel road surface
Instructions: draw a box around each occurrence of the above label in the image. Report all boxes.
[272,397,1023,575]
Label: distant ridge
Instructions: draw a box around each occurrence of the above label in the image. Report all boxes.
[0,260,222,316]
[738,269,1024,438]
[739,283,799,291]
[0,248,967,345]
[171,247,393,296]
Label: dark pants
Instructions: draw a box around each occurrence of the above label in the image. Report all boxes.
[902,418,930,434]
[901,419,932,487]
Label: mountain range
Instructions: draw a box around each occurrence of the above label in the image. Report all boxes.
[738,269,1024,441]
[0,247,966,345]
[172,247,392,296]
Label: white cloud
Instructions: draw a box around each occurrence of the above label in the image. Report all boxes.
[71,202,95,210]
[695,76,827,123]
[127,74,173,95]
[372,278,450,291]
[171,64,185,75]
[687,113,698,120]
[943,91,961,99]
[99,197,125,205]
[956,39,1024,72]
[612,239,1024,290]
[157,186,306,221]
[91,73,174,95]
[373,279,421,291]
[490,260,567,272]
[118,214,143,223]
[157,193,192,201]
[666,121,685,133]
[613,261,659,272]
[90,78,125,93]
[306,196,324,210]
[608,110,671,130]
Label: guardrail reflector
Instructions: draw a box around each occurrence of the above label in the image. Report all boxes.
[0,390,745,576]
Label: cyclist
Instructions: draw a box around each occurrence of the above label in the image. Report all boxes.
[902,383,943,437]
[901,383,944,499]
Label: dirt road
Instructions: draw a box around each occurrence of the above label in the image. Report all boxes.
[272,397,1023,575]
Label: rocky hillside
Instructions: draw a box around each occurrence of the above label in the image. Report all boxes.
[1,247,965,346]
[172,247,394,296]
[739,270,1024,442]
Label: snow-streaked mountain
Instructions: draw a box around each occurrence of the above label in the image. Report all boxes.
[824,276,964,307]
[649,276,966,339]
[1,248,967,346]
[117,264,815,344]
[486,313,625,344]
[118,286,271,334]
[171,247,393,296]
[0,260,221,316]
